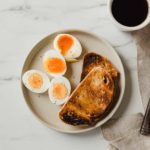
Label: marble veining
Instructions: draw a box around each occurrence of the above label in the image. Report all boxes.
[0,76,20,82]
[0,0,143,150]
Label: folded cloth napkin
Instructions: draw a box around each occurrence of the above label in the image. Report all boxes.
[133,25,150,110]
[101,25,150,150]
[101,113,150,150]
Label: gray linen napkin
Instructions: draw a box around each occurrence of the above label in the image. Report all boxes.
[101,113,150,150]
[133,25,150,110]
[101,25,150,150]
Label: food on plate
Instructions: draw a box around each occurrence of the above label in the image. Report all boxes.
[43,50,67,77]
[80,52,118,81]
[65,58,79,63]
[53,34,82,60]
[22,70,50,93]
[48,76,71,105]
[59,67,116,126]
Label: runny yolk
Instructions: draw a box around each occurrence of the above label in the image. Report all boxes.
[43,57,66,73]
[52,83,68,99]
[28,73,43,89]
[57,35,73,55]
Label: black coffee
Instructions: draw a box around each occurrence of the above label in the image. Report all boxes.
[112,0,148,27]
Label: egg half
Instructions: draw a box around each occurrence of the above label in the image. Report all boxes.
[43,50,67,77]
[48,76,71,105]
[53,34,82,59]
[22,70,50,93]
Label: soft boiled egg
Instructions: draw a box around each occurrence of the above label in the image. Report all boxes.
[22,70,50,93]
[43,50,67,77]
[53,34,82,59]
[48,76,71,105]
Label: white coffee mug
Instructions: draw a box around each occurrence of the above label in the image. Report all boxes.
[107,0,150,31]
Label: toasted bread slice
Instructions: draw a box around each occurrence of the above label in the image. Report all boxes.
[81,52,120,119]
[59,67,115,126]
[80,53,118,81]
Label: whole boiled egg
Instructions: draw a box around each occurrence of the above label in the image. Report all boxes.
[53,34,82,60]
[48,76,71,105]
[43,50,67,77]
[22,70,50,93]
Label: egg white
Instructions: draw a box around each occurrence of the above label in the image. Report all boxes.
[22,70,50,93]
[53,34,82,59]
[48,76,71,105]
[42,50,67,77]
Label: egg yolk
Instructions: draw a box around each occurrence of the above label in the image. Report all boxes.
[43,57,66,73]
[57,35,74,55]
[28,73,43,89]
[52,83,68,99]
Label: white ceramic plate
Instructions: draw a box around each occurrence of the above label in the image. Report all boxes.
[21,29,125,133]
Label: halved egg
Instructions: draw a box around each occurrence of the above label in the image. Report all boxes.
[43,50,67,77]
[22,70,50,93]
[48,76,71,105]
[53,34,82,59]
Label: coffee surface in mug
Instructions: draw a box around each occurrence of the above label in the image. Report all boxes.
[112,0,148,27]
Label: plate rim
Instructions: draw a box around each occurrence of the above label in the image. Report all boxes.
[20,29,125,134]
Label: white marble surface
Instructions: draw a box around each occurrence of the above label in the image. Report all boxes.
[0,0,144,149]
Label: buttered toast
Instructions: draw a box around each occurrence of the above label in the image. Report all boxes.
[59,67,115,125]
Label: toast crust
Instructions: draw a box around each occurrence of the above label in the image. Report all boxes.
[81,52,118,81]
